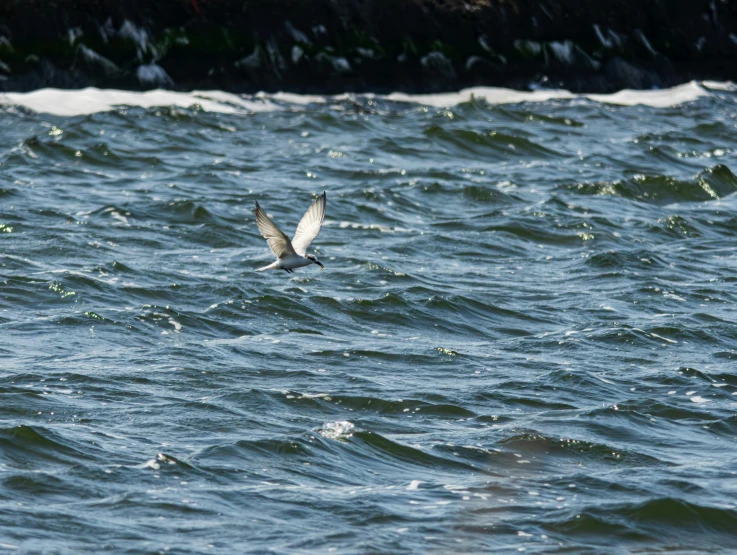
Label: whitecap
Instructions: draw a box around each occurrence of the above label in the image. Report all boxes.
[0,87,281,116]
[407,480,422,491]
[0,80,728,117]
[318,420,355,440]
[387,80,715,108]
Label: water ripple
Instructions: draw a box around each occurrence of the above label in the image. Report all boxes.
[1,86,737,552]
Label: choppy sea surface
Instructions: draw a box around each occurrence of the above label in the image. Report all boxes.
[1,81,737,553]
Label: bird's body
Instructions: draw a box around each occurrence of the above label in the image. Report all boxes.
[255,255,315,273]
[254,192,326,274]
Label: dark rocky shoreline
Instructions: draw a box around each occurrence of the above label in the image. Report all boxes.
[0,0,735,94]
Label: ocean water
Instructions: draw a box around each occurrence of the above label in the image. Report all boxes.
[1,82,737,553]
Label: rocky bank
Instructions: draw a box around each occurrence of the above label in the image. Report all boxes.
[0,0,735,93]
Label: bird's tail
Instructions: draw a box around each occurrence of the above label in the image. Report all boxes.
[255,261,279,272]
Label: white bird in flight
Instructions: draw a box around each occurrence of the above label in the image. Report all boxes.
[254,192,326,273]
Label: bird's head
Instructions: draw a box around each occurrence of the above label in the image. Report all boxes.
[305,254,324,269]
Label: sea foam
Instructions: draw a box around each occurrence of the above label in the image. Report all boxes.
[0,80,733,116]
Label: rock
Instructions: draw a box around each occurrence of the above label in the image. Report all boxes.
[421,52,456,79]
[604,57,661,90]
[75,45,121,78]
[0,0,734,93]
[136,64,174,88]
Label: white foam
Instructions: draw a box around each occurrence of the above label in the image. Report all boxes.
[407,480,422,491]
[387,80,717,108]
[0,80,729,116]
[701,80,737,92]
[264,91,327,105]
[385,87,576,107]
[586,81,708,108]
[0,87,280,116]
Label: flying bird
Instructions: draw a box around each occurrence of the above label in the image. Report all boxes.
[254,192,326,273]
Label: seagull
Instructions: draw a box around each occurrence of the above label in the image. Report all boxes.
[254,192,326,273]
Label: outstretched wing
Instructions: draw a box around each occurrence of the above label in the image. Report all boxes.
[291,191,326,256]
[254,201,296,259]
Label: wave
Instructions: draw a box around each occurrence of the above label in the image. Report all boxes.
[0,88,279,116]
[0,80,733,116]
[543,497,737,543]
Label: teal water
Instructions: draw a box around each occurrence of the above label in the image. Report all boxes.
[1,84,737,553]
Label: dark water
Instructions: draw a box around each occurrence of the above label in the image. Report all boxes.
[1,84,737,553]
